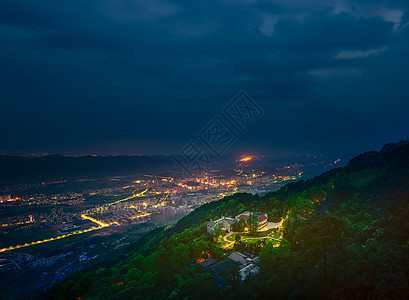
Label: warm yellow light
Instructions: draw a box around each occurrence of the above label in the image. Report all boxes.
[239,156,253,162]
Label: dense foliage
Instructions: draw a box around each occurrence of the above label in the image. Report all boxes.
[44,142,409,299]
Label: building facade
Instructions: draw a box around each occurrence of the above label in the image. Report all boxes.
[207,216,237,234]
[236,211,268,230]
[207,211,269,234]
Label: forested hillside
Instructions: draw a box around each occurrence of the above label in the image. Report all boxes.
[44,142,409,299]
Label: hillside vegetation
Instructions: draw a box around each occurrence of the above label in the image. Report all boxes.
[44,142,409,299]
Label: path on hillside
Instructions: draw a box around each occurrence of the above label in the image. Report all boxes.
[223,232,234,244]
[222,232,281,245]
[241,236,281,242]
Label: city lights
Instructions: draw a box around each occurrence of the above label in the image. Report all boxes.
[239,156,253,162]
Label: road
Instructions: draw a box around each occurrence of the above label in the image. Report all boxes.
[0,226,106,253]
[0,189,152,253]
[108,187,149,206]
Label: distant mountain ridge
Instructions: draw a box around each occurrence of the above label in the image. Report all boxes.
[0,152,347,188]
[346,140,409,171]
[0,154,178,187]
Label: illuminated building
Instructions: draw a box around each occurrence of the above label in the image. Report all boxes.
[207,216,237,233]
[236,211,268,230]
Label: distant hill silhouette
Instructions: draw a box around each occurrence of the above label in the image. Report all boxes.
[0,155,177,186]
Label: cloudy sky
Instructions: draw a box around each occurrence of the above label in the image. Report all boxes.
[1,0,409,156]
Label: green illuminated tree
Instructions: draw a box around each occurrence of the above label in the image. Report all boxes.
[233,219,246,232]
[248,211,258,234]
[211,226,223,243]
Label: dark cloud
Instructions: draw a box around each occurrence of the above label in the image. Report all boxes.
[0,0,408,155]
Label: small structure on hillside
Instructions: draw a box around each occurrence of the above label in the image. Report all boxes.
[207,216,237,234]
[207,211,268,234]
[236,211,268,230]
[197,252,259,282]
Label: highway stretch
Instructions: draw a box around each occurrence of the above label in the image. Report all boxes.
[0,194,151,253]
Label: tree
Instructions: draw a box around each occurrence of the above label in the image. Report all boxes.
[211,226,223,243]
[269,209,282,223]
[290,196,314,221]
[235,234,241,242]
[176,273,217,299]
[259,239,291,279]
[171,243,190,272]
[237,203,246,214]
[295,215,346,289]
[233,219,246,232]
[234,240,244,252]
[210,245,226,261]
[178,228,193,244]
[248,211,258,234]
[155,250,174,287]
[192,239,209,259]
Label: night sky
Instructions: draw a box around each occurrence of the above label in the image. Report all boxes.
[1,0,409,156]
